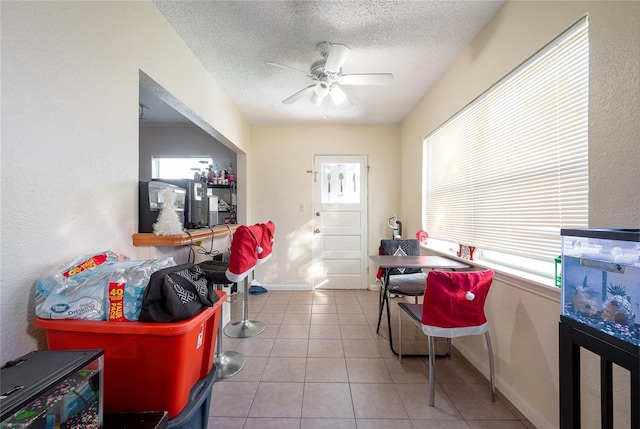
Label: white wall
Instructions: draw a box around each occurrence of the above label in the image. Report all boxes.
[139,126,237,181]
[248,124,400,288]
[0,1,250,363]
[400,2,640,428]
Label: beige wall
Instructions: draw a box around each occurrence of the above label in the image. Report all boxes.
[248,124,400,287]
[401,2,640,428]
[0,1,250,362]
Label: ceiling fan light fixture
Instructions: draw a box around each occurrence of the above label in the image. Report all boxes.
[309,91,324,106]
[314,81,330,98]
[267,41,393,109]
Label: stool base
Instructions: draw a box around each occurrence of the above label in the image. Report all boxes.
[224,320,266,338]
[215,351,245,380]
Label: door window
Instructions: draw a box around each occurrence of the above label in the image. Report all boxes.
[321,163,360,204]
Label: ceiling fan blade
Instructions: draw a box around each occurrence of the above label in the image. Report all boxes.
[329,84,352,108]
[339,73,394,86]
[282,85,316,104]
[324,44,351,73]
[266,61,313,78]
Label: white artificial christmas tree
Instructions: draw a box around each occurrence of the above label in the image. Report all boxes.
[153,189,184,235]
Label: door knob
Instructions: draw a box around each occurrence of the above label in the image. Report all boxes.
[316,212,321,216]
[315,228,321,233]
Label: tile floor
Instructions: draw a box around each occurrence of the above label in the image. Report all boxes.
[207,289,536,429]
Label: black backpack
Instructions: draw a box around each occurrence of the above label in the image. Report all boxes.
[139,263,219,323]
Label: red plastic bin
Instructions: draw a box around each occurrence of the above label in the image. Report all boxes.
[35,290,226,419]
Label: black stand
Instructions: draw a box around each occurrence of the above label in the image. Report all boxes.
[104,412,168,429]
[559,316,639,429]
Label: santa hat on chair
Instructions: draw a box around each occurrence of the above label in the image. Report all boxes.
[225,225,259,283]
[256,221,275,265]
[421,270,494,337]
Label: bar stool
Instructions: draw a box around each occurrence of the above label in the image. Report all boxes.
[223,275,265,338]
[222,224,266,339]
[197,260,245,380]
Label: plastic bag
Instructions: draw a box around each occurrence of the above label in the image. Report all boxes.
[35,250,128,300]
[35,256,176,321]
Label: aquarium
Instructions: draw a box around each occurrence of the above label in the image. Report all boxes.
[1,350,103,429]
[561,229,640,347]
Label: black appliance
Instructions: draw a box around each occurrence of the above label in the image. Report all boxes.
[139,181,186,233]
[152,179,209,230]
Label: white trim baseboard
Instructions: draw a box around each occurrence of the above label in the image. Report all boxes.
[254,284,312,291]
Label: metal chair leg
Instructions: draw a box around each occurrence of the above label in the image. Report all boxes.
[428,335,436,407]
[485,331,496,402]
[375,293,386,333]
[376,281,389,334]
[213,283,244,379]
[224,277,265,338]
[215,326,245,379]
[398,309,403,363]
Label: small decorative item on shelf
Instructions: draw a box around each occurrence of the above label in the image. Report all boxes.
[416,230,429,245]
[457,244,476,260]
[602,283,635,326]
[572,276,599,316]
[554,255,562,288]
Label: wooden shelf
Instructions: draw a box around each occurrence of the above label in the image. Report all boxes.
[132,225,238,247]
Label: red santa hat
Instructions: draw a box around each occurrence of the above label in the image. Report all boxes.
[420,270,494,337]
[225,225,259,282]
[256,221,275,264]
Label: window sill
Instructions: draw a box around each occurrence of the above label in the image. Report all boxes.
[420,244,561,302]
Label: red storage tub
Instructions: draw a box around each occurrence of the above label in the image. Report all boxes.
[35,290,226,419]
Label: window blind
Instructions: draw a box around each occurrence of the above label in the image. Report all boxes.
[423,17,589,263]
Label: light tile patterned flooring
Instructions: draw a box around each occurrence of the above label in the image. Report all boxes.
[207,289,536,429]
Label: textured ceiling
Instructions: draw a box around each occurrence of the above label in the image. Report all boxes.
[148,0,505,125]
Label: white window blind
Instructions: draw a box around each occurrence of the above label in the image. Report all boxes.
[423,17,589,263]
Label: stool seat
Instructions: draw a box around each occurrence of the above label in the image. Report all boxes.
[198,260,230,284]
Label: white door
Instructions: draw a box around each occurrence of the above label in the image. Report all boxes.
[313,155,368,289]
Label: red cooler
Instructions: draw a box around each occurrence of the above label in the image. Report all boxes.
[35,290,226,418]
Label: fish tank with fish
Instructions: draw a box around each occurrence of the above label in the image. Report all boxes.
[561,229,640,347]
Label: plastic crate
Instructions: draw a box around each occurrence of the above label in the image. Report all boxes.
[168,364,217,429]
[35,291,226,419]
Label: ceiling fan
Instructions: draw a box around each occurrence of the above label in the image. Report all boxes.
[266,42,394,108]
